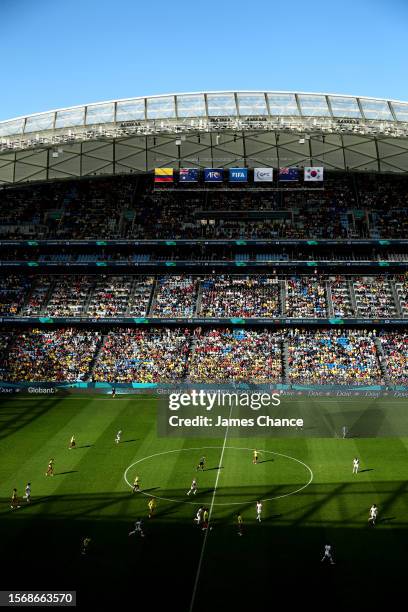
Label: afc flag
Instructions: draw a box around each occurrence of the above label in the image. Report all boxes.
[278,167,299,182]
[179,168,199,182]
[204,168,223,182]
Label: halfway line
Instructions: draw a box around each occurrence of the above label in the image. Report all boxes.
[188,404,232,612]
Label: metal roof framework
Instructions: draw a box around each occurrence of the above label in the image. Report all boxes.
[2,92,408,185]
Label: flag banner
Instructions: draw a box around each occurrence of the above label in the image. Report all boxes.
[304,166,324,181]
[229,168,248,182]
[278,167,299,182]
[254,168,273,182]
[204,168,223,182]
[179,168,199,182]
[154,168,174,183]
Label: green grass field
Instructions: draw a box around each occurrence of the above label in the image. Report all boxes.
[0,394,407,609]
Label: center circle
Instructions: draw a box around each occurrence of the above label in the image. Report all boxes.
[124,446,313,506]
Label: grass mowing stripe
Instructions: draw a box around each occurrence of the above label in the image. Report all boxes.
[188,404,233,612]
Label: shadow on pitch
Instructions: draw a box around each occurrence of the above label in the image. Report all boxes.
[204,466,224,471]
[359,469,374,473]
[379,516,396,523]
[56,470,78,475]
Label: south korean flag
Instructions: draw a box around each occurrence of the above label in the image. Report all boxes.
[304,167,324,181]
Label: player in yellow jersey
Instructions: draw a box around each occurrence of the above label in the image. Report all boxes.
[81,536,91,555]
[11,488,20,510]
[202,508,209,530]
[148,497,156,518]
[253,449,259,464]
[132,476,140,493]
[69,435,76,450]
[237,513,243,536]
[46,459,54,476]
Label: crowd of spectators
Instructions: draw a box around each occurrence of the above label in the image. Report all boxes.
[19,277,53,315]
[286,329,382,384]
[378,332,408,383]
[330,277,356,317]
[46,276,94,316]
[285,277,327,317]
[152,276,198,317]
[0,276,31,315]
[353,277,397,317]
[187,328,282,382]
[92,328,191,382]
[200,276,280,317]
[1,274,408,319]
[0,326,406,384]
[395,274,408,316]
[2,172,408,239]
[3,328,100,381]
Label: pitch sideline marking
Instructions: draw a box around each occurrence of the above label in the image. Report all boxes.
[123,446,314,506]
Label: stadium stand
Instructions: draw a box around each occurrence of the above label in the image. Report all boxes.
[0,273,408,319]
[3,328,101,382]
[92,328,191,382]
[199,276,281,318]
[2,173,408,239]
[0,326,406,384]
[187,328,282,383]
[286,329,383,384]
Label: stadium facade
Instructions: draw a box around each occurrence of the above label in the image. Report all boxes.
[1,91,408,184]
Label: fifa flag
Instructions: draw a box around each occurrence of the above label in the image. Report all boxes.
[278,167,299,182]
[304,167,324,181]
[154,168,174,183]
[179,168,199,182]
[229,168,248,182]
[254,168,273,182]
[204,168,223,182]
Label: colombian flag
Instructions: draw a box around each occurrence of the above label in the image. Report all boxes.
[154,168,174,183]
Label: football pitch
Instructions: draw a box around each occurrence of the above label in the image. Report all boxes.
[0,394,407,609]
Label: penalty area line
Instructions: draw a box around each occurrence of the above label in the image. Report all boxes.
[188,404,233,612]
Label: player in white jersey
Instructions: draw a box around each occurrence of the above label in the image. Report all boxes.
[194,507,203,525]
[187,479,198,496]
[342,425,347,439]
[256,500,262,522]
[115,430,122,444]
[352,457,360,474]
[321,544,335,564]
[129,518,144,537]
[24,482,31,503]
[368,504,378,526]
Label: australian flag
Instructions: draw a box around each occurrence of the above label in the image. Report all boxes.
[278,167,299,182]
[179,168,199,182]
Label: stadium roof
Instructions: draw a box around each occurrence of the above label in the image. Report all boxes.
[2,91,408,185]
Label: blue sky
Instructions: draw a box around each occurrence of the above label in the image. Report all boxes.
[1,0,407,120]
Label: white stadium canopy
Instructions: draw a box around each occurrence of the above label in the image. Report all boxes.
[1,91,408,184]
